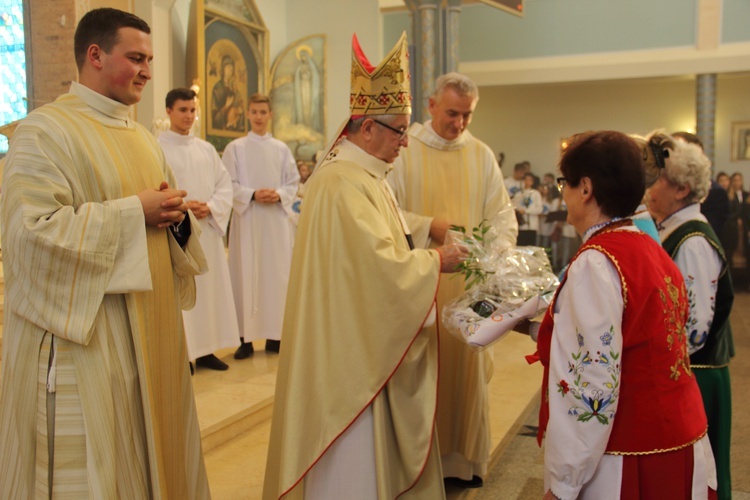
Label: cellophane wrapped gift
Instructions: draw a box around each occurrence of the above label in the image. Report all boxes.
[442,220,558,350]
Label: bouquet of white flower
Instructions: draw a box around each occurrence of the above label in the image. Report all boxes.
[442,220,558,350]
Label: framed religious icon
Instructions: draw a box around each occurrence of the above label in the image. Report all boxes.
[269,35,327,163]
[186,0,268,152]
[731,121,750,161]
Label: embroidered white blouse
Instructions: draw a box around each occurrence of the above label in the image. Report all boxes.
[657,203,722,355]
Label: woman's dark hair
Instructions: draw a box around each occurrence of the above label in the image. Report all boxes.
[559,130,645,218]
[523,172,540,189]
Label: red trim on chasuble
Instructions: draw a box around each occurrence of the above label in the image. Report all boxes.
[280,272,441,499]
[397,273,442,499]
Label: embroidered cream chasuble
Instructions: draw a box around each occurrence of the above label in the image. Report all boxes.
[263,140,444,499]
[0,83,209,499]
[389,122,518,479]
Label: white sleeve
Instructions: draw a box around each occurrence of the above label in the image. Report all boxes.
[545,249,623,500]
[206,149,234,236]
[484,155,518,248]
[105,195,152,293]
[277,146,301,214]
[222,143,254,214]
[673,236,722,355]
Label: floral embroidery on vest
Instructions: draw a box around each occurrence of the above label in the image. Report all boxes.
[659,275,692,380]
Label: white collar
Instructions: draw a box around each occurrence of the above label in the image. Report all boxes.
[656,203,706,239]
[159,129,195,145]
[323,138,392,180]
[407,121,472,151]
[69,81,133,125]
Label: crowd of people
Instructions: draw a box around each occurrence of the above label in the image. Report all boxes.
[505,161,581,271]
[0,7,736,500]
[706,170,750,286]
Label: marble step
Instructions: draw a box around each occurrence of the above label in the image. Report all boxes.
[192,345,279,453]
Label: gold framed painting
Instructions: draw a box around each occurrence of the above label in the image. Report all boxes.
[186,0,268,152]
[731,121,750,161]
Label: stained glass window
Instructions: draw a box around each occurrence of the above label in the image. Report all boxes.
[1,0,27,154]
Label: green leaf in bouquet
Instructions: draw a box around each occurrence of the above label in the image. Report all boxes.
[452,219,496,290]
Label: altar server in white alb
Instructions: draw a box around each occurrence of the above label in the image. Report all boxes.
[159,87,240,371]
[222,93,300,357]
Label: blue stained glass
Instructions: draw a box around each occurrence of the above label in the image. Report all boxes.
[0,0,27,154]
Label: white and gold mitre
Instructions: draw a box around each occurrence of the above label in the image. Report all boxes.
[350,32,411,116]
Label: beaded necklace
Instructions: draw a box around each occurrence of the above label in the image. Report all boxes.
[583,217,633,242]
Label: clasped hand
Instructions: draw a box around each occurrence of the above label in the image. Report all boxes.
[254,188,281,204]
[138,181,188,228]
[186,200,210,219]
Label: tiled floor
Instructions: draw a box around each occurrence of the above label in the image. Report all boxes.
[195,333,543,499]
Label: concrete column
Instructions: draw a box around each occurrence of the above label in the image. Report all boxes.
[405,0,440,122]
[696,73,716,165]
[444,0,461,73]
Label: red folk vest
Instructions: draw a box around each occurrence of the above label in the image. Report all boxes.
[535,227,707,454]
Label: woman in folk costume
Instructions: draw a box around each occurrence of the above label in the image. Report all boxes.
[263,33,467,500]
[528,131,716,499]
[647,137,734,500]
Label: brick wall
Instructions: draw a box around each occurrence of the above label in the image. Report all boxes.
[27,0,78,110]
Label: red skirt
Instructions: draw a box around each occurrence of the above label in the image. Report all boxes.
[621,445,717,499]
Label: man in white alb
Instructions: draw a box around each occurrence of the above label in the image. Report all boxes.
[222,93,300,357]
[159,87,240,372]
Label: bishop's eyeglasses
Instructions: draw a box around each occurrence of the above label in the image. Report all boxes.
[373,119,408,142]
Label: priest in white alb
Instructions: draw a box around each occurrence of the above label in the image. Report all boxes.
[159,87,240,372]
[389,72,518,488]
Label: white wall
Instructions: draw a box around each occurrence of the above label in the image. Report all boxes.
[254,0,287,64]
[469,73,750,181]
[134,0,176,128]
[171,0,191,87]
